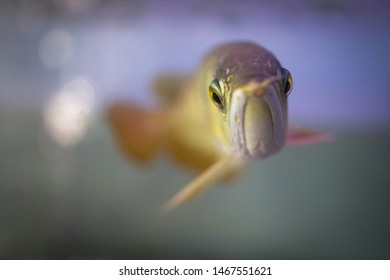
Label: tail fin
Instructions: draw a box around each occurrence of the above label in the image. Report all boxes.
[106,102,167,164]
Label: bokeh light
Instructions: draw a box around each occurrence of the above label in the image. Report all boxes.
[43,78,95,147]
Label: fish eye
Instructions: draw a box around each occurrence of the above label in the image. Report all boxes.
[281,68,293,97]
[209,79,224,110]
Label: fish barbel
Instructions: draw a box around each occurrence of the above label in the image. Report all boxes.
[107,42,331,211]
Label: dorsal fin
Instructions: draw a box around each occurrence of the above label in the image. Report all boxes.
[153,74,191,105]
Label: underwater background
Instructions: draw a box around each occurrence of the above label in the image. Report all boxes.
[0,0,389,259]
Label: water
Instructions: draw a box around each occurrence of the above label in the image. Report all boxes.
[0,0,389,259]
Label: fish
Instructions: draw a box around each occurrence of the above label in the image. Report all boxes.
[106,42,333,211]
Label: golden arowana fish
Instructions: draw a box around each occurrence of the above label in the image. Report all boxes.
[107,42,332,211]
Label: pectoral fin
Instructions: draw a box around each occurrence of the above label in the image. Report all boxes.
[286,127,335,146]
[163,155,244,212]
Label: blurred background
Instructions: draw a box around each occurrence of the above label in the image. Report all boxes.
[0,0,390,259]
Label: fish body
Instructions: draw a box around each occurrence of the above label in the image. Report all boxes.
[107,42,331,210]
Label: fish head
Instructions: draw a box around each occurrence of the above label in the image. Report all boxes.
[207,52,293,160]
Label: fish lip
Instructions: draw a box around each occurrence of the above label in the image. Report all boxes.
[262,88,286,155]
[228,90,248,158]
[228,86,285,160]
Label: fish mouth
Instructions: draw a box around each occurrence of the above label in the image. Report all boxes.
[228,83,286,159]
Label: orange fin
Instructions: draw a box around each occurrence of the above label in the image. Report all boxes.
[106,102,167,164]
[106,100,221,173]
[286,127,335,146]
